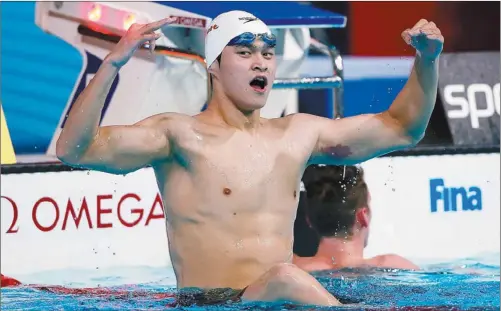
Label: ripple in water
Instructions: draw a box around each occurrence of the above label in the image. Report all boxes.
[1,254,499,311]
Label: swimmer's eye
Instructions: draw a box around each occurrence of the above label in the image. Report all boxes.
[237,51,252,57]
[263,52,274,59]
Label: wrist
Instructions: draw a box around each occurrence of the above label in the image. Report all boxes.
[103,53,124,70]
[416,52,439,65]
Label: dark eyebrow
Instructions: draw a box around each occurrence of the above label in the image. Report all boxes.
[235,44,275,51]
[234,43,253,49]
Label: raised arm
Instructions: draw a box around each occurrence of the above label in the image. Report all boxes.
[57,114,173,174]
[309,19,444,165]
[56,18,175,174]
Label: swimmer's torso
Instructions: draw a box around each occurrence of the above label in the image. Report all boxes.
[153,113,317,290]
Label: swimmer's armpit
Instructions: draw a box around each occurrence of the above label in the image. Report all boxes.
[58,114,174,174]
[305,112,416,165]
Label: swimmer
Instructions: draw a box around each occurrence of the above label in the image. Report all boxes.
[293,165,419,272]
[56,11,443,307]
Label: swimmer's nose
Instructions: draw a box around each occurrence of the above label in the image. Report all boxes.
[252,61,268,73]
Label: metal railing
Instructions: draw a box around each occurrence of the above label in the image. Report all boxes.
[273,38,344,118]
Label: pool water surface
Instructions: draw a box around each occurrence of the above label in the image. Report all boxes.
[2,253,499,310]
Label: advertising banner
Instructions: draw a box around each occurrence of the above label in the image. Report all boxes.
[1,153,499,276]
[1,168,170,276]
[438,52,500,146]
[362,153,500,261]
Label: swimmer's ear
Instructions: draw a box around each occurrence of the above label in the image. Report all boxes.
[356,208,370,228]
[207,62,219,77]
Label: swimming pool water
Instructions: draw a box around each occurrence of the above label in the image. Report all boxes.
[2,253,499,311]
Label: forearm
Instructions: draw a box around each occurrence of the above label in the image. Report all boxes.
[56,58,119,161]
[387,54,439,141]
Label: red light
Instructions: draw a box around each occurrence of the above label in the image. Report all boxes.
[88,4,102,22]
[123,14,136,31]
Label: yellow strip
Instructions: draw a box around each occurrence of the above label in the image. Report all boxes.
[1,104,16,165]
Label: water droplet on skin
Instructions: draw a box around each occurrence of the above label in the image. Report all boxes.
[235,240,243,249]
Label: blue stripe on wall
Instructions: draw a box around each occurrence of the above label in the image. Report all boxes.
[1,2,83,154]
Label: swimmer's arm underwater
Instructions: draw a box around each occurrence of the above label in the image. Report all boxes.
[56,18,175,174]
[307,19,443,165]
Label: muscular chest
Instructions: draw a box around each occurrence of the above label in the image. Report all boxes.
[205,137,287,186]
[179,130,307,190]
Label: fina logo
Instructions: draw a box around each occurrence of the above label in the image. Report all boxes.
[429,178,482,213]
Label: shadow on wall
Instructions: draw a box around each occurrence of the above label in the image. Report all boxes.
[1,2,83,154]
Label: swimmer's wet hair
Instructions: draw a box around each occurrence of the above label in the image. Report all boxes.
[303,165,369,238]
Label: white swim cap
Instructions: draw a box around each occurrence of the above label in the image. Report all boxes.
[205,10,272,68]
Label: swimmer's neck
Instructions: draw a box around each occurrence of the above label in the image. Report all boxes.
[314,236,365,267]
[206,92,261,131]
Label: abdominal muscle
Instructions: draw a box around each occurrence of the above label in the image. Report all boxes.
[156,163,300,290]
[169,222,294,289]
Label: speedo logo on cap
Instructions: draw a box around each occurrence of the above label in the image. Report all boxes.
[238,16,258,24]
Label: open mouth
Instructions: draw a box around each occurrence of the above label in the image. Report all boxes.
[249,76,268,92]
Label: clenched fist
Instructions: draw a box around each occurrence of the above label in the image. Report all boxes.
[402,19,444,60]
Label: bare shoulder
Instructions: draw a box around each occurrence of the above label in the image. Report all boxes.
[134,113,199,141]
[281,113,324,125]
[293,255,332,273]
[368,254,420,270]
[267,113,330,134]
[136,112,194,127]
